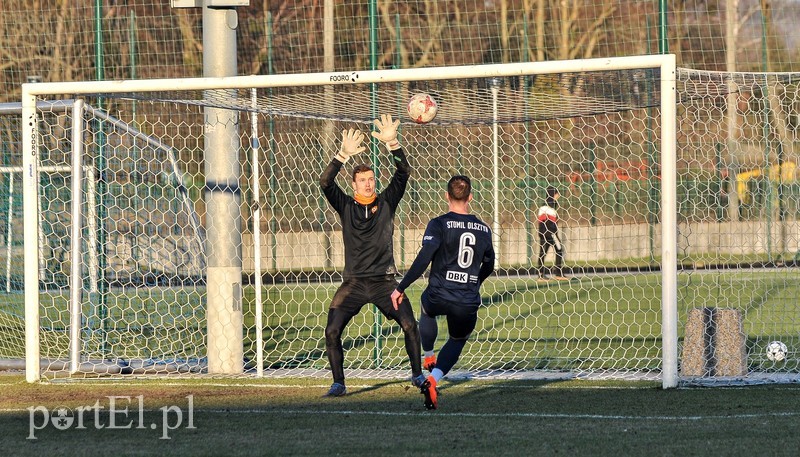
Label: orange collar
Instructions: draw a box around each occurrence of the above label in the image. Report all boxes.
[354,193,376,206]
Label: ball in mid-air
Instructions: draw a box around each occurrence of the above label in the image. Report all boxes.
[407,93,438,124]
[766,340,787,362]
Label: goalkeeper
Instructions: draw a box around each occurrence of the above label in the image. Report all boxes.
[319,114,425,397]
[537,186,568,281]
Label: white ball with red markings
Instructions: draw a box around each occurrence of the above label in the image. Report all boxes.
[407,93,438,124]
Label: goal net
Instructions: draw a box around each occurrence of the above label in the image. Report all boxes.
[12,55,798,386]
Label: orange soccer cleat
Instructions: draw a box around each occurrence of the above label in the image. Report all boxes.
[419,375,438,410]
[423,355,437,372]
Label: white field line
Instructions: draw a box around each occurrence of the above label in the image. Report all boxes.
[1,406,799,421]
[209,409,800,420]
[2,379,800,391]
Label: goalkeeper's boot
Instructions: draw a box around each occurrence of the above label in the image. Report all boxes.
[420,375,438,410]
[423,355,437,372]
[323,382,347,397]
[412,374,426,388]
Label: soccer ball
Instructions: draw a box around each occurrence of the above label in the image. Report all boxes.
[766,340,788,362]
[407,93,438,124]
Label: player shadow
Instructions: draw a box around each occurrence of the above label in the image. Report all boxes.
[410,376,566,411]
[345,379,411,396]
[413,376,665,416]
[440,376,563,390]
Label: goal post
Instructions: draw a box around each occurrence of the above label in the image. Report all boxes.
[20,55,682,385]
[660,56,679,389]
[22,92,40,383]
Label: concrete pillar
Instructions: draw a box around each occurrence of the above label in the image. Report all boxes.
[203,5,243,374]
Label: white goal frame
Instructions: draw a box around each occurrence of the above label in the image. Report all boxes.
[21,54,679,387]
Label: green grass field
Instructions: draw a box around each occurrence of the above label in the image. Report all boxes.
[1,373,799,456]
[2,269,799,375]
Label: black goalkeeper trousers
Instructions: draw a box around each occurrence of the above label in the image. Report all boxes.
[538,235,564,277]
[324,276,422,385]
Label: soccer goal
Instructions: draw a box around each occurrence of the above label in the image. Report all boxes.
[17,54,796,387]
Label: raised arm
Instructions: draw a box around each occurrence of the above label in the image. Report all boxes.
[371,114,410,209]
[319,128,366,212]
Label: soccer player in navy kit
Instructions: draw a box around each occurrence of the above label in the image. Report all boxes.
[319,114,424,397]
[391,175,496,409]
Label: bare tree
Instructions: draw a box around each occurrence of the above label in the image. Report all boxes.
[551,0,616,61]
[377,0,446,68]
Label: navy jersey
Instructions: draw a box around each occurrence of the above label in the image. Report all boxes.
[398,212,495,306]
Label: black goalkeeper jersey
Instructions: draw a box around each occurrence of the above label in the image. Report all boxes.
[397,211,495,306]
[319,149,410,279]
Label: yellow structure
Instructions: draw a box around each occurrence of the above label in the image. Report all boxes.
[736,161,797,204]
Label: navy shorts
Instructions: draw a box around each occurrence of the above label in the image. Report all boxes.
[421,289,479,340]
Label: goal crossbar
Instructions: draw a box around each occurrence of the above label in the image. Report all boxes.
[21,55,674,96]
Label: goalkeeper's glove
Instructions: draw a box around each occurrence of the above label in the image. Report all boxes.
[553,233,562,251]
[335,128,366,163]
[371,114,401,151]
